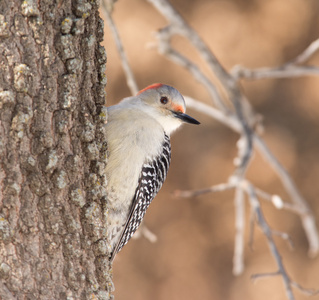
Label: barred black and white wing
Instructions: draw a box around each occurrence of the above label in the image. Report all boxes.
[110,134,171,262]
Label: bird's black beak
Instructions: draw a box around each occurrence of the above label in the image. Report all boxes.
[173,111,200,125]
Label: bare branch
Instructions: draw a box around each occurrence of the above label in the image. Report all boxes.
[291,281,319,296]
[254,188,304,215]
[245,183,295,300]
[184,96,240,131]
[249,205,256,251]
[101,1,139,95]
[184,96,319,256]
[232,65,319,81]
[251,272,319,297]
[231,38,319,81]
[233,186,245,276]
[247,183,319,298]
[290,38,319,64]
[272,230,294,250]
[251,271,281,282]
[132,221,158,243]
[254,135,319,256]
[174,182,236,198]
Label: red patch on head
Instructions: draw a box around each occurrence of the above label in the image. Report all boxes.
[137,83,163,95]
[171,103,185,114]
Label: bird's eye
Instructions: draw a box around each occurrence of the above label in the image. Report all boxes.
[160,96,168,104]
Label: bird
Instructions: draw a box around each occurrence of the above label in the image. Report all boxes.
[104,83,200,262]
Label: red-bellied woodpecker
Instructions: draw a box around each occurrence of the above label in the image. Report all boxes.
[105,83,200,262]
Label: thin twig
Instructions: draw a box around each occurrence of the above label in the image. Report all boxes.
[174,182,236,198]
[272,230,294,250]
[132,221,158,243]
[255,187,303,215]
[254,188,302,215]
[290,38,319,64]
[251,272,319,297]
[231,65,319,81]
[249,205,256,251]
[251,271,280,282]
[233,186,245,276]
[231,38,319,80]
[184,96,240,130]
[101,1,139,95]
[291,281,319,296]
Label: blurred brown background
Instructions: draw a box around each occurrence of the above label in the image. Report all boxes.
[102,0,319,299]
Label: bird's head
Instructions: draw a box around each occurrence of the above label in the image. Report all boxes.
[136,83,200,134]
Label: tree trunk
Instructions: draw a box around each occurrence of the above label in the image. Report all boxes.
[0,1,112,299]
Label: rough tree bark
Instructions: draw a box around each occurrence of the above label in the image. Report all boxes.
[0,1,112,299]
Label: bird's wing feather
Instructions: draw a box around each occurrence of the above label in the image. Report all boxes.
[110,134,171,262]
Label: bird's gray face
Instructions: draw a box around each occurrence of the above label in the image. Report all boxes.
[138,84,200,127]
